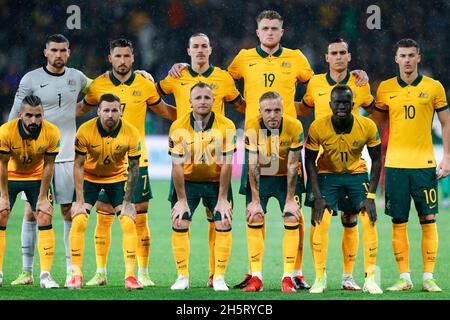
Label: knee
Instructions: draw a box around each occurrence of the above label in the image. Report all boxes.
[419,214,436,224]
[172,219,190,230]
[36,212,52,226]
[283,215,299,224]
[214,220,231,231]
[341,212,357,225]
[247,213,264,224]
[96,201,114,214]
[24,202,35,221]
[134,202,148,214]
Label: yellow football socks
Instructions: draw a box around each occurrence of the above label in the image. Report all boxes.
[421,221,438,273]
[37,226,55,272]
[119,215,137,278]
[342,222,358,275]
[392,221,409,273]
[70,214,88,276]
[312,209,332,279]
[247,222,264,273]
[0,228,5,271]
[136,213,150,270]
[283,222,299,275]
[214,228,232,278]
[309,221,315,264]
[94,211,114,269]
[172,227,190,278]
[293,215,304,271]
[208,218,216,277]
[360,211,378,277]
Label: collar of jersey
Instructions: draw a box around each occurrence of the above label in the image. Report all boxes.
[259,117,283,136]
[43,65,65,77]
[396,73,423,88]
[256,45,283,58]
[190,111,215,132]
[332,115,354,134]
[109,70,136,86]
[97,117,122,137]
[188,65,214,78]
[326,71,350,86]
[18,119,41,140]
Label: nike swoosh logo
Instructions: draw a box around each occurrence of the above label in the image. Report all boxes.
[94,236,103,239]
[429,204,436,209]
[181,82,189,86]
[72,249,80,252]
[142,191,150,197]
[249,63,257,67]
[369,248,377,251]
[176,260,185,265]
[348,255,356,258]
[318,93,326,96]
[91,145,100,148]
[218,260,227,263]
[40,84,49,88]
[250,253,261,259]
[126,250,135,254]
[389,96,397,99]
[44,247,53,250]
[426,251,436,254]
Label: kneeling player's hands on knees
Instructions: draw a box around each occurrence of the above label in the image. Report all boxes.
[71,202,88,218]
[36,197,53,216]
[282,198,301,221]
[214,199,233,228]
[360,199,377,224]
[246,201,264,223]
[172,200,190,227]
[119,202,137,222]
[313,197,329,224]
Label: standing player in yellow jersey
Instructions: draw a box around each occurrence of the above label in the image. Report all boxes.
[77,39,176,287]
[0,95,60,288]
[305,85,382,294]
[298,38,375,291]
[67,93,143,290]
[158,33,245,287]
[243,92,305,293]
[169,82,236,291]
[372,39,450,292]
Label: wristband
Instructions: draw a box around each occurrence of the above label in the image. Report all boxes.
[366,192,376,200]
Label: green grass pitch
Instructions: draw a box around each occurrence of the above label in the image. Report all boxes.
[0,180,449,300]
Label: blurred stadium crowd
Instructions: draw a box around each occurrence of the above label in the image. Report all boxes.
[1,0,449,133]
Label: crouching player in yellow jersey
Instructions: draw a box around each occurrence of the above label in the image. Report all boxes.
[0,95,60,288]
[373,39,450,292]
[305,85,383,294]
[67,93,143,290]
[158,33,245,287]
[169,82,236,291]
[298,38,376,291]
[244,91,305,293]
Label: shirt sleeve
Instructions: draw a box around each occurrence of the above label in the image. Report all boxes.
[168,123,185,157]
[74,127,89,155]
[302,80,315,108]
[45,126,60,155]
[223,72,241,103]
[222,122,237,155]
[145,80,162,106]
[157,75,174,96]
[305,122,320,151]
[227,50,244,80]
[290,120,304,151]
[83,79,99,106]
[433,80,448,112]
[127,126,141,159]
[360,83,375,108]
[0,126,11,154]
[9,73,33,121]
[366,119,381,147]
[375,82,389,112]
[295,49,314,84]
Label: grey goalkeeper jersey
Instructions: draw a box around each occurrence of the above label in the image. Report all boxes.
[8,66,88,162]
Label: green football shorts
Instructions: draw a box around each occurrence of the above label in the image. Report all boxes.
[8,180,53,212]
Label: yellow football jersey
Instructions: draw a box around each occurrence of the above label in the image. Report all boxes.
[75,118,141,184]
[306,115,380,174]
[245,114,304,176]
[169,112,236,182]
[0,119,60,180]
[158,65,240,118]
[228,45,313,124]
[302,72,374,120]
[375,74,447,168]
[84,71,160,167]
